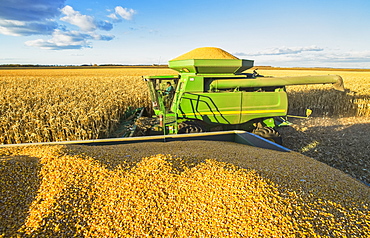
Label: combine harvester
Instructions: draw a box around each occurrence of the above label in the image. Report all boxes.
[0,47,344,152]
[128,47,344,149]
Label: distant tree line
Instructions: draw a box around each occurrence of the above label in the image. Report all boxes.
[0,64,169,68]
[0,64,53,67]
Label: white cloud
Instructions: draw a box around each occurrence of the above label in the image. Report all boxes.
[0,19,57,36]
[25,30,114,50]
[108,13,119,20]
[240,47,370,68]
[59,6,113,31]
[60,6,97,31]
[235,45,324,57]
[108,6,136,21]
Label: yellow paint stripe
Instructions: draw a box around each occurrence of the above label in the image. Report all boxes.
[182,109,286,116]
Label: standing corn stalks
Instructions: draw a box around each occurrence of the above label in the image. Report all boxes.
[0,68,174,144]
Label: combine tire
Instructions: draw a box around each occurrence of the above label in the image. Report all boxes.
[178,121,205,134]
[252,127,282,145]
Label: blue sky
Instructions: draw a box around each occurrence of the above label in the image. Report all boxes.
[1,0,370,68]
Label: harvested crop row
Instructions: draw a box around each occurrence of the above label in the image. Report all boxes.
[280,116,370,184]
[1,142,369,237]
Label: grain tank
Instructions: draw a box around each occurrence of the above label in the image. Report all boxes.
[143,47,344,144]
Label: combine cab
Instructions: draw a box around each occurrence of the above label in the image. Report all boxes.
[142,47,344,144]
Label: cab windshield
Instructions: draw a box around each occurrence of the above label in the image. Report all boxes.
[145,77,178,111]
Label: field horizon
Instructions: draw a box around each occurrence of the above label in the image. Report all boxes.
[1,64,370,72]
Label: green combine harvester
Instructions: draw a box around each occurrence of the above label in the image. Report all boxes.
[142,47,344,144]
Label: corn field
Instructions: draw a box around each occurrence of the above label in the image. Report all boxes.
[0,68,369,145]
[0,68,173,144]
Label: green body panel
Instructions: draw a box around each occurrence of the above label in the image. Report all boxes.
[179,75,204,92]
[169,59,254,74]
[240,91,288,122]
[177,92,243,124]
[177,91,287,125]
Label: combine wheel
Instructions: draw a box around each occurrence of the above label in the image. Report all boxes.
[252,127,282,145]
[178,121,205,134]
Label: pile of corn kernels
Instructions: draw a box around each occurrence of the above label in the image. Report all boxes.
[171,47,238,60]
[1,141,369,237]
